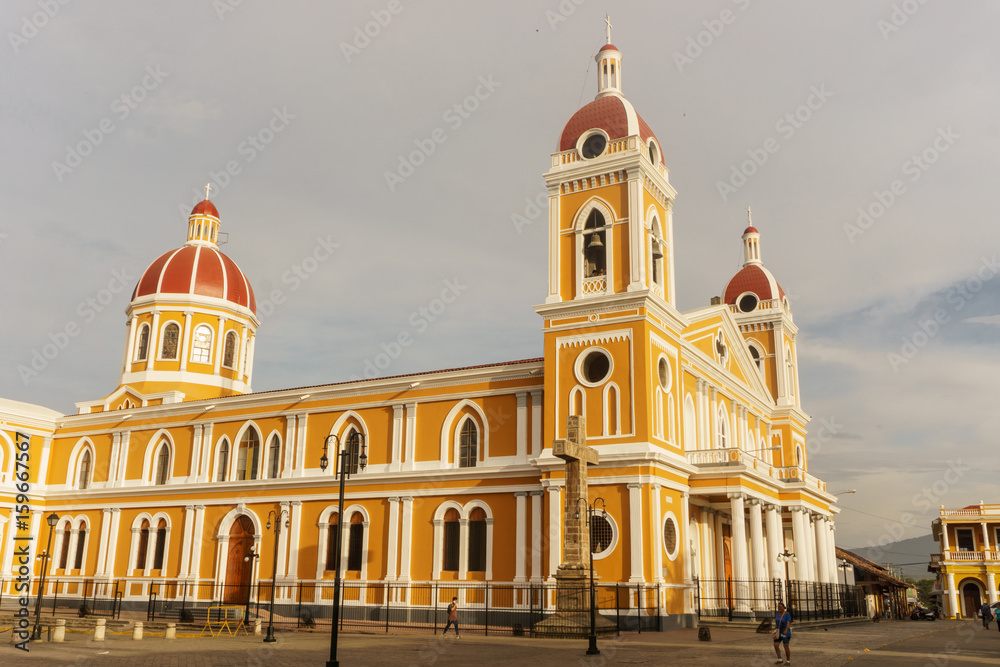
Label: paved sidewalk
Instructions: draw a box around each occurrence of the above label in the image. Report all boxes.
[1,619,986,666]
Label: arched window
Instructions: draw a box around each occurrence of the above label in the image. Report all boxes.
[223,331,238,368]
[136,324,150,361]
[785,346,796,399]
[237,429,260,481]
[345,430,361,475]
[650,218,664,288]
[716,406,728,449]
[443,509,460,572]
[74,520,87,569]
[459,419,478,468]
[217,439,230,482]
[160,323,180,360]
[153,519,167,569]
[748,343,763,370]
[347,513,364,571]
[78,449,92,490]
[136,519,150,568]
[268,434,281,479]
[59,523,71,569]
[468,508,487,572]
[583,209,607,278]
[154,444,170,485]
[191,324,213,364]
[683,394,697,451]
[326,513,339,571]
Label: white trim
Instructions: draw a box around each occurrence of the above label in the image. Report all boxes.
[590,510,618,561]
[439,400,489,468]
[156,320,182,361]
[233,421,264,481]
[575,346,614,387]
[663,511,680,562]
[65,437,96,489]
[141,430,176,485]
[134,322,151,362]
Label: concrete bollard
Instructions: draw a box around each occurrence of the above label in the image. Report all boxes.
[53,619,66,643]
[94,618,106,641]
[133,621,143,640]
[254,619,262,636]
[165,622,176,639]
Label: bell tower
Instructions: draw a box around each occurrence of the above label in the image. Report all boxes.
[535,31,686,452]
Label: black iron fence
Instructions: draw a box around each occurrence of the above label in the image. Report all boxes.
[0,578,122,620]
[695,577,869,622]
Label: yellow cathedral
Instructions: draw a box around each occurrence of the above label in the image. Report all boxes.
[1,37,842,630]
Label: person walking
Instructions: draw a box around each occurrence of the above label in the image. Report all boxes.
[994,604,1000,633]
[443,596,461,638]
[773,602,792,665]
[981,601,992,629]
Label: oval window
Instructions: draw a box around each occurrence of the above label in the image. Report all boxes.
[581,133,607,159]
[657,356,671,392]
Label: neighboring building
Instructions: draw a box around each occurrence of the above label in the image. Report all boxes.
[0,33,842,628]
[836,547,908,619]
[929,503,1000,619]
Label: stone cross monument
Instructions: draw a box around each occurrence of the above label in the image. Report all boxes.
[553,415,598,573]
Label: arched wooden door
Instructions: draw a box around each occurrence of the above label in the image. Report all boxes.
[224,515,254,604]
[962,582,982,619]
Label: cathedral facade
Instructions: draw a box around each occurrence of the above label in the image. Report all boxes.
[1,38,840,629]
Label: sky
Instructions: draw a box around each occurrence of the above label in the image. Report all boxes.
[1,1,998,551]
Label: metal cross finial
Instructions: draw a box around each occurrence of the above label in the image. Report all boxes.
[204,183,212,200]
[604,14,613,44]
[747,204,752,226]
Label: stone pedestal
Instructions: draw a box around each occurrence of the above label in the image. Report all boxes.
[93,618,106,641]
[52,619,66,643]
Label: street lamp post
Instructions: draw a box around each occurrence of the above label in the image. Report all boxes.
[319,433,367,667]
[776,549,797,616]
[837,560,851,587]
[264,507,289,643]
[574,496,605,656]
[243,546,259,627]
[32,513,59,640]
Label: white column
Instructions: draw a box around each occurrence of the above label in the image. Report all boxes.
[287,501,302,579]
[399,497,413,582]
[765,505,783,580]
[244,334,256,386]
[404,403,417,471]
[276,501,290,578]
[790,508,807,581]
[104,509,121,576]
[179,505,195,578]
[238,325,249,377]
[147,310,160,370]
[545,184,560,302]
[179,311,193,371]
[827,519,839,585]
[458,516,469,580]
[432,516,443,580]
[37,436,52,489]
[189,425,203,480]
[748,499,766,582]
[212,315,227,375]
[530,390,542,458]
[698,508,714,608]
[190,506,205,578]
[294,414,308,477]
[982,522,992,552]
[516,393,528,463]
[804,513,818,581]
[945,572,959,619]
[814,513,830,583]
[714,511,725,585]
[628,482,644,583]
[95,509,112,577]
[530,491,543,582]
[514,492,527,582]
[386,497,400,581]
[728,494,750,583]
[198,424,213,483]
[391,405,403,472]
[546,486,561,579]
[709,387,718,448]
[282,416,295,479]
[123,314,137,374]
[651,485,664,583]
[627,170,645,290]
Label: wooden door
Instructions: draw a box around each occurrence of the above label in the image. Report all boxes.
[224,515,254,604]
[962,583,981,619]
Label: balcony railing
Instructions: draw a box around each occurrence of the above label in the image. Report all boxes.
[941,505,1000,517]
[939,550,1000,562]
[684,450,827,492]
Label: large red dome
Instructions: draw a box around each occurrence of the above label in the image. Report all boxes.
[559,95,661,160]
[724,264,785,305]
[131,245,256,314]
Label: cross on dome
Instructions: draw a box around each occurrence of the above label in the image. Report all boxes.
[204,183,213,200]
[605,14,613,44]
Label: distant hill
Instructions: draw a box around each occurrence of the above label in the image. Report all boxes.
[844,534,938,580]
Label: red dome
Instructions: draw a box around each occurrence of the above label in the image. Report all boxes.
[599,43,619,52]
[559,95,661,157]
[131,245,256,314]
[724,264,785,305]
[744,226,759,234]
[191,199,219,218]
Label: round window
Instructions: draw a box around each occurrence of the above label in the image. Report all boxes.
[578,348,612,386]
[588,511,617,559]
[738,293,759,313]
[581,133,607,159]
[663,513,679,560]
[657,356,671,392]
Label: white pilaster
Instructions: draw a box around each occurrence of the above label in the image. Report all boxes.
[391,405,403,472]
[212,315,227,375]
[515,393,528,463]
[628,482,644,583]
[294,414,308,477]
[287,501,302,579]
[399,497,413,582]
[179,505,195,578]
[530,390,542,458]
[95,509,112,577]
[386,497,400,581]
[282,416,295,479]
[190,506,205,578]
[123,314,137,374]
[728,494,749,583]
[530,490,543,581]
[404,403,417,471]
[546,486,561,579]
[147,310,160,370]
[651,485,664,583]
[276,501,290,578]
[189,425,203,480]
[514,492,527,582]
[179,311,193,371]
[458,517,469,580]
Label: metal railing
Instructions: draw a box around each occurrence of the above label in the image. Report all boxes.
[696,577,868,623]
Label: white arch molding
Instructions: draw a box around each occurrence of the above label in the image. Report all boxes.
[141,429,175,484]
[213,507,263,597]
[572,197,617,298]
[439,400,489,468]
